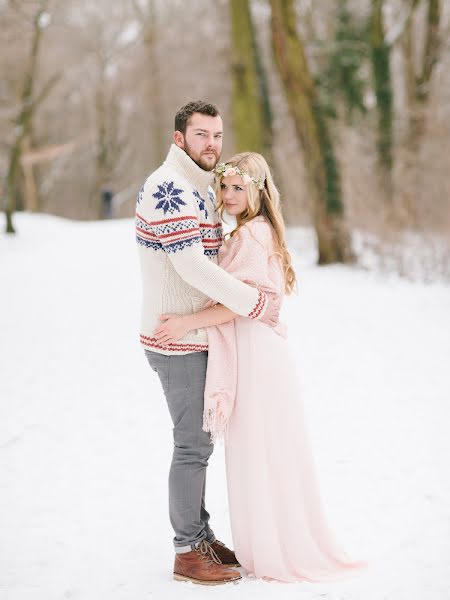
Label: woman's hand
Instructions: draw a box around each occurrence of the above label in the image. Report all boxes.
[260,296,279,327]
[153,314,193,345]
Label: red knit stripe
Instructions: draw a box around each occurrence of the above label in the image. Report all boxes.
[162,234,201,248]
[137,228,200,243]
[255,292,267,318]
[199,223,222,229]
[254,293,267,318]
[147,215,198,226]
[201,239,222,245]
[138,228,219,248]
[136,212,157,226]
[140,334,208,352]
[136,226,158,239]
[248,290,267,319]
[138,213,222,229]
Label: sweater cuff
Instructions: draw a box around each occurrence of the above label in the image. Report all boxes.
[248,290,268,320]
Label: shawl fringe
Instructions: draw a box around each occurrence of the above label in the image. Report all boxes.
[202,391,233,444]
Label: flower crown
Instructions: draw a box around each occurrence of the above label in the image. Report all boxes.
[215,162,265,190]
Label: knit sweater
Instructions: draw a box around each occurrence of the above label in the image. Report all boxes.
[135,143,268,355]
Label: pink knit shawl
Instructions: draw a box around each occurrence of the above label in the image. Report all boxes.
[202,217,287,442]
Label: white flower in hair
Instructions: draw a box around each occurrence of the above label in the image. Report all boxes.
[215,162,264,190]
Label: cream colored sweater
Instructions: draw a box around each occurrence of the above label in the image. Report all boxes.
[136,144,268,355]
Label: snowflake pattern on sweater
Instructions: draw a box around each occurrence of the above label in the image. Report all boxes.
[152,181,186,214]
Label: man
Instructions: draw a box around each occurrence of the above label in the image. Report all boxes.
[136,100,277,585]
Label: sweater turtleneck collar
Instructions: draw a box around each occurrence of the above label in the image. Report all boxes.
[164,143,215,192]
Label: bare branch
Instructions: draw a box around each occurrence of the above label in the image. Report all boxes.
[27,72,62,115]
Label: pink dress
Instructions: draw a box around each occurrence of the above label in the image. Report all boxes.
[205,216,364,582]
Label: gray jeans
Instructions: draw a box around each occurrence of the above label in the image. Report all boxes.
[144,350,215,552]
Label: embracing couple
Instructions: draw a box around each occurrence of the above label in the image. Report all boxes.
[136,100,363,585]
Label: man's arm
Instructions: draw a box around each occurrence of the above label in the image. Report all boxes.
[167,238,267,319]
[137,177,268,320]
[153,299,278,345]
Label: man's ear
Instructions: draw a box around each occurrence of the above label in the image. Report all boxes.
[174,131,184,148]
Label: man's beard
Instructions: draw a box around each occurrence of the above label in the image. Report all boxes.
[183,141,220,171]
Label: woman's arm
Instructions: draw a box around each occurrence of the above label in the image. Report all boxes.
[153,304,236,345]
[187,304,236,329]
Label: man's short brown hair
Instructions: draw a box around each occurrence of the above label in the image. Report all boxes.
[174,100,220,135]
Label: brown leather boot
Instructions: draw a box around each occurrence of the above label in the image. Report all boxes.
[173,540,241,585]
[209,540,240,567]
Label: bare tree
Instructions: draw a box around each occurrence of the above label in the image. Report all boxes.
[230,0,273,154]
[269,0,354,264]
[1,0,449,279]
[132,0,165,166]
[3,0,60,233]
[400,0,441,221]
[370,0,394,204]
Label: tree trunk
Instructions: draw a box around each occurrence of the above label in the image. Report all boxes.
[4,0,49,234]
[92,74,109,219]
[370,0,394,204]
[141,0,165,166]
[269,0,353,264]
[419,0,440,95]
[401,0,441,223]
[5,140,22,234]
[404,0,441,150]
[230,0,273,155]
[22,135,39,212]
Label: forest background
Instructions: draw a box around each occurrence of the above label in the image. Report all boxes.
[1,0,449,279]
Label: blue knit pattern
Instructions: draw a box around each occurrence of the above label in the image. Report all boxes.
[150,215,201,254]
[153,181,186,214]
[193,190,208,219]
[151,217,199,238]
[164,236,202,254]
[204,248,220,257]
[208,190,216,211]
[199,222,222,258]
[136,214,162,250]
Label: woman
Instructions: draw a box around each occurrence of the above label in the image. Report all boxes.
[153,152,364,582]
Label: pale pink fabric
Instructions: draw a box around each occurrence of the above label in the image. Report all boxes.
[204,216,366,582]
[203,216,286,441]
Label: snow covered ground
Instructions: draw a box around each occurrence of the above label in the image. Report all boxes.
[1,213,449,600]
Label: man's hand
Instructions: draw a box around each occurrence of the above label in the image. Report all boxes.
[260,297,279,327]
[153,314,192,345]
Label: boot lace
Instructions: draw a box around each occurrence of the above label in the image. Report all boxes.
[195,540,222,565]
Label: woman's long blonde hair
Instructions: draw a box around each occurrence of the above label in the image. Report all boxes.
[215,152,297,295]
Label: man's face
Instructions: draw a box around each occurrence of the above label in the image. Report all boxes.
[174,113,223,171]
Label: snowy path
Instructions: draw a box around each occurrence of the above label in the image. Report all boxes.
[1,214,449,600]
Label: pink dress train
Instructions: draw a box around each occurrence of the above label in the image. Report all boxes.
[207,216,364,582]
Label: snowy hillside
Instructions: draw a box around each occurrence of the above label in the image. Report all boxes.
[1,214,449,600]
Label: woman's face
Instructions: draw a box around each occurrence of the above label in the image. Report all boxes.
[220,175,249,216]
